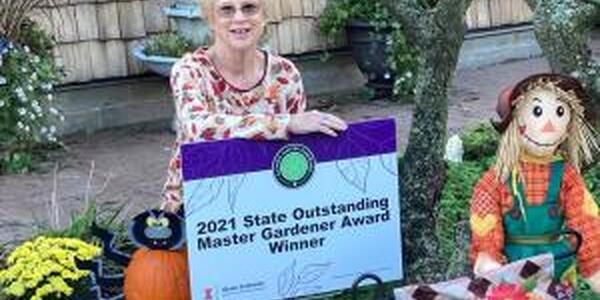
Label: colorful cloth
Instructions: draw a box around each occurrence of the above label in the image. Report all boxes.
[162,48,307,207]
[470,155,600,278]
[395,254,574,299]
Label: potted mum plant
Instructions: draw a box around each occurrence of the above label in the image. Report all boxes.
[319,0,419,99]
[0,236,101,300]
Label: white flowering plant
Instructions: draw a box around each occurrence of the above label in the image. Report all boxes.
[0,23,64,174]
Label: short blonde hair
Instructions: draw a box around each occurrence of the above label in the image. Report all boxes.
[200,0,268,25]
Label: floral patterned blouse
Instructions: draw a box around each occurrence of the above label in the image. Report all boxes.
[162,48,306,208]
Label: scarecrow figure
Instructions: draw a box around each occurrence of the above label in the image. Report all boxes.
[469,73,600,295]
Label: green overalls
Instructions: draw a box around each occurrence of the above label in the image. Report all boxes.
[503,160,579,284]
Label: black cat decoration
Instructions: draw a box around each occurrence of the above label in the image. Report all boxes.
[77,209,185,300]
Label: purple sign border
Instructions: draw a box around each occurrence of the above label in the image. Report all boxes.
[182,118,396,181]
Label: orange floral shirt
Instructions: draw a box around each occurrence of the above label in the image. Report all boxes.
[162,48,306,207]
[469,158,600,277]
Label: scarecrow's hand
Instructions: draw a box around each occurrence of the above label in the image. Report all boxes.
[474,252,502,276]
[586,271,600,294]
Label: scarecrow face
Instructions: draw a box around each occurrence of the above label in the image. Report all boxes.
[516,88,571,157]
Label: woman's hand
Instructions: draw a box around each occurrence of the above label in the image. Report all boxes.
[287,110,348,137]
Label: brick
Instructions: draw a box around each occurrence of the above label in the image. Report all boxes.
[118,0,146,39]
[75,4,100,40]
[97,2,120,40]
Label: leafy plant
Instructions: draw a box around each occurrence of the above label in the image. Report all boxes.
[1,20,64,174]
[0,0,56,46]
[460,122,499,161]
[0,236,100,300]
[318,0,419,98]
[143,33,195,58]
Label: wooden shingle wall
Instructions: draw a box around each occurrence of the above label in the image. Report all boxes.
[31,0,173,83]
[264,0,334,55]
[31,0,532,84]
[466,0,532,30]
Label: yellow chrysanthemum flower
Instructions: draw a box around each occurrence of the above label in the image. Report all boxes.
[0,236,100,299]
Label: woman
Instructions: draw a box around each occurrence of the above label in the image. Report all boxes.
[470,73,600,296]
[161,0,347,212]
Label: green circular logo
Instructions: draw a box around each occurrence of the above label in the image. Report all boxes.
[273,144,315,188]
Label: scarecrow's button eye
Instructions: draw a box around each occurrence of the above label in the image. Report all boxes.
[556,106,565,117]
[533,105,543,117]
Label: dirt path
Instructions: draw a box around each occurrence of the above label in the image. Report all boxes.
[0,57,550,245]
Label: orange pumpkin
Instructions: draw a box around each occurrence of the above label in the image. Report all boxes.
[124,248,191,300]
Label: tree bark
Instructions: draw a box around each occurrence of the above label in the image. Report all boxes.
[526,0,600,120]
[388,0,473,282]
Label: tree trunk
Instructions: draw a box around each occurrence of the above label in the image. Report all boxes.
[527,0,600,119]
[389,0,473,282]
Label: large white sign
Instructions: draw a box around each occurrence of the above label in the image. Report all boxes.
[181,118,403,300]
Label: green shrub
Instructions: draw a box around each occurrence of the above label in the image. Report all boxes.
[318,0,419,98]
[143,34,195,58]
[460,122,499,161]
[0,23,64,174]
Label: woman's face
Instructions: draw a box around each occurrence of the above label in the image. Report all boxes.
[210,0,265,51]
[516,88,572,157]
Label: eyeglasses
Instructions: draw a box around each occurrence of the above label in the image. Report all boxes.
[215,2,261,19]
